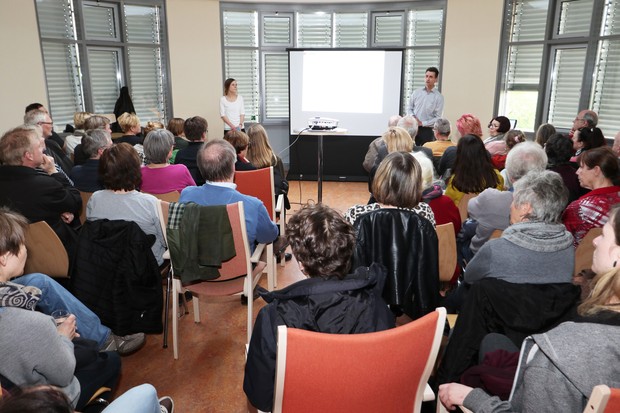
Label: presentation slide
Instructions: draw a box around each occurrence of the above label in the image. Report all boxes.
[289,49,403,136]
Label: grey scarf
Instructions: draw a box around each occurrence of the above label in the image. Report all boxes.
[502,221,574,253]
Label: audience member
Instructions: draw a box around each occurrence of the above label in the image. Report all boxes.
[63,112,91,157]
[140,129,195,193]
[69,129,112,192]
[23,109,73,175]
[143,121,164,137]
[445,134,503,207]
[465,171,572,285]
[244,203,395,412]
[483,116,511,153]
[73,115,112,165]
[167,117,188,150]
[0,126,80,254]
[563,146,620,247]
[362,115,404,172]
[612,130,620,157]
[87,143,166,265]
[570,126,606,162]
[534,122,556,147]
[545,133,583,203]
[179,139,278,250]
[439,204,620,413]
[24,103,64,148]
[437,113,483,177]
[397,115,433,159]
[0,208,145,354]
[174,116,207,186]
[423,118,454,157]
[493,129,526,179]
[116,112,142,146]
[224,129,256,171]
[345,151,435,226]
[569,109,598,138]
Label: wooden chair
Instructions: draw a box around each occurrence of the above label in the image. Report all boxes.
[23,221,69,278]
[273,307,446,413]
[235,167,282,288]
[583,385,620,413]
[167,202,266,360]
[79,191,93,224]
[436,223,457,283]
[145,190,180,203]
[574,227,602,276]
[458,193,477,222]
[490,229,503,239]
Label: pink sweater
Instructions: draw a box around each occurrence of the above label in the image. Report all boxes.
[140,164,196,194]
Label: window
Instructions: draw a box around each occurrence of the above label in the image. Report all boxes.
[34,0,170,129]
[221,1,445,124]
[498,0,620,134]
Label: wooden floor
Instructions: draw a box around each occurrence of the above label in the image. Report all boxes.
[116,180,370,412]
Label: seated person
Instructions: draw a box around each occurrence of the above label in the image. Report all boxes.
[545,133,584,203]
[224,129,256,171]
[243,203,395,412]
[0,384,174,413]
[86,143,166,266]
[0,126,81,254]
[439,204,620,413]
[423,118,454,157]
[69,129,112,192]
[115,112,142,146]
[174,116,207,186]
[168,117,188,151]
[140,129,195,194]
[63,111,92,157]
[563,146,620,247]
[465,170,573,285]
[346,151,435,226]
[0,207,145,354]
[179,139,278,251]
[74,115,113,166]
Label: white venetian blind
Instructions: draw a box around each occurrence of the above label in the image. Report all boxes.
[558,0,594,36]
[511,0,549,42]
[592,39,620,135]
[547,47,587,128]
[83,2,119,40]
[297,12,332,47]
[335,12,368,47]
[87,48,121,114]
[264,53,288,119]
[223,11,258,47]
[374,14,403,45]
[224,49,260,122]
[263,14,291,46]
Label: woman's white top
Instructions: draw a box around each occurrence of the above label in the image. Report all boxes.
[220,95,245,130]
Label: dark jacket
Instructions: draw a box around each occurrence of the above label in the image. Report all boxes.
[69,159,103,192]
[0,165,81,253]
[45,138,73,175]
[243,264,395,412]
[175,141,204,186]
[70,219,163,336]
[353,208,439,320]
[436,278,580,385]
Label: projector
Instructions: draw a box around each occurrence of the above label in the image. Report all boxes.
[308,117,339,130]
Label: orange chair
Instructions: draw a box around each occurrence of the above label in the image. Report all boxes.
[574,227,602,276]
[436,223,457,283]
[273,307,446,413]
[166,202,266,359]
[144,190,181,203]
[583,385,620,413]
[458,193,477,222]
[79,191,93,224]
[235,167,282,289]
[23,221,69,278]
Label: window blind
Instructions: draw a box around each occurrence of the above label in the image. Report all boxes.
[297,13,332,47]
[547,47,587,127]
[264,53,288,119]
[83,2,119,41]
[335,12,368,47]
[592,39,620,134]
[87,47,121,114]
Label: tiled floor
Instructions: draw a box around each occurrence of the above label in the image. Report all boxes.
[116,181,370,412]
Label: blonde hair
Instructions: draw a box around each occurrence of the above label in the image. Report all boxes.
[117,112,140,133]
[412,151,435,190]
[246,124,276,168]
[73,112,92,129]
[579,206,620,316]
[383,127,413,153]
[144,121,164,136]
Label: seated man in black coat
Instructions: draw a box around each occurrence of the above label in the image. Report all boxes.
[0,126,81,255]
[69,129,112,192]
[243,204,395,412]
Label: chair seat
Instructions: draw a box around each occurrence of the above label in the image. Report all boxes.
[185,261,266,296]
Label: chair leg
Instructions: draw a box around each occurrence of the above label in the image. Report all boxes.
[162,267,172,349]
[267,243,275,291]
[193,294,200,323]
[246,278,253,344]
[172,279,180,360]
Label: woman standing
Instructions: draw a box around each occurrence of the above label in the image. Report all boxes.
[220,78,245,134]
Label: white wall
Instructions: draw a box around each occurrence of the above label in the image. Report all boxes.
[0,0,47,132]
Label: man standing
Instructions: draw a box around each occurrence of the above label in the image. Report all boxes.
[406,67,444,146]
[179,139,278,249]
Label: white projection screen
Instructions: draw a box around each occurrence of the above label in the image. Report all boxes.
[289,49,404,136]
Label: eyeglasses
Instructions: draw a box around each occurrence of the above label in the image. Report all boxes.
[38,122,53,125]
[574,117,585,122]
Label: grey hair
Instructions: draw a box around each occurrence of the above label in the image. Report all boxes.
[82,129,112,158]
[583,110,598,128]
[23,109,47,126]
[197,139,236,182]
[412,151,436,190]
[505,141,547,183]
[434,118,451,136]
[397,115,419,140]
[388,115,402,127]
[512,170,568,223]
[143,129,174,164]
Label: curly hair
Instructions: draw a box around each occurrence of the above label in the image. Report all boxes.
[286,203,355,279]
[456,114,482,138]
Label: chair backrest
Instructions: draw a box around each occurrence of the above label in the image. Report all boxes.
[218,202,253,280]
[23,221,69,278]
[458,193,477,222]
[490,229,503,239]
[436,223,457,283]
[583,385,620,413]
[235,167,275,220]
[575,227,602,276]
[273,308,446,413]
[147,191,180,203]
[79,191,93,224]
